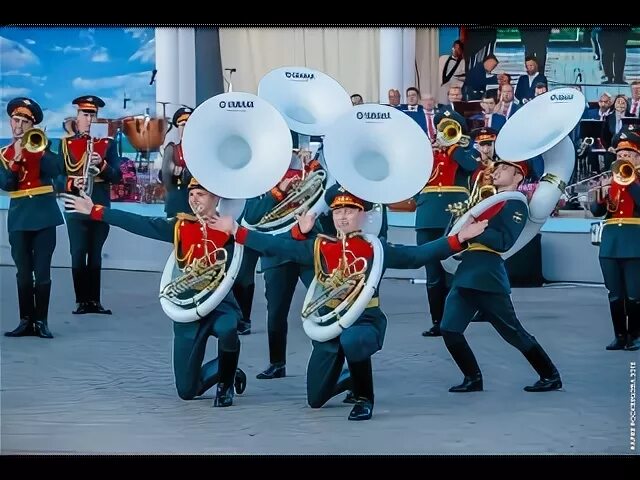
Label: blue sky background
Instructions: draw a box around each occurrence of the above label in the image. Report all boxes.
[0,27,155,138]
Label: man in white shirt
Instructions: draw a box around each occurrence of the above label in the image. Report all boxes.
[438,40,466,105]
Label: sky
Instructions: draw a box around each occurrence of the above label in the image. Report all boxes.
[0,27,156,139]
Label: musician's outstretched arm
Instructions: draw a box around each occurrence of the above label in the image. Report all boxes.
[97,208,175,243]
[233,225,314,266]
[383,235,465,269]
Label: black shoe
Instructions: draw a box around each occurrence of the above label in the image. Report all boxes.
[348,398,373,421]
[213,383,234,407]
[4,319,35,337]
[343,390,356,404]
[33,320,54,339]
[422,324,441,337]
[606,335,627,350]
[524,371,562,392]
[449,374,483,392]
[625,334,640,351]
[72,302,91,315]
[237,320,251,335]
[256,363,286,379]
[87,301,112,315]
[234,368,247,394]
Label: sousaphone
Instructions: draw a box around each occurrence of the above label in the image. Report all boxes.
[442,87,585,274]
[242,66,353,235]
[159,92,292,322]
[301,104,433,342]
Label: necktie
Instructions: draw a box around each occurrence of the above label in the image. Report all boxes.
[484,115,490,127]
[632,101,638,116]
[427,112,435,139]
[502,104,509,116]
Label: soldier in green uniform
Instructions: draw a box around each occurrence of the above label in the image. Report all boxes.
[231,228,258,335]
[241,148,324,379]
[1,97,64,338]
[60,96,122,315]
[440,160,563,393]
[159,107,193,218]
[590,129,640,351]
[415,110,477,337]
[212,188,488,421]
[62,178,247,406]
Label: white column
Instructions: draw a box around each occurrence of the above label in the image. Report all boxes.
[177,28,196,110]
[401,28,416,95]
[155,27,180,146]
[379,28,403,104]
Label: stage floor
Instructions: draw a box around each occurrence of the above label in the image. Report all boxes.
[0,266,634,455]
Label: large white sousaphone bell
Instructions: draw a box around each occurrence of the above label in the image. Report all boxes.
[159,92,292,322]
[442,87,585,274]
[300,104,434,342]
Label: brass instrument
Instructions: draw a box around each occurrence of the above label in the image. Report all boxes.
[435,118,471,148]
[447,171,496,218]
[82,136,100,197]
[302,233,368,318]
[256,166,327,227]
[20,128,48,153]
[612,159,637,186]
[605,160,639,212]
[159,206,228,305]
[576,137,594,157]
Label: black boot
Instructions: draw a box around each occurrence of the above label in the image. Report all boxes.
[347,359,374,421]
[5,280,36,337]
[72,267,90,314]
[606,299,627,350]
[87,268,112,314]
[257,332,287,379]
[523,343,562,392]
[233,283,254,335]
[330,368,353,403]
[422,285,446,337]
[33,281,54,339]
[625,300,640,351]
[443,331,483,392]
[214,350,241,407]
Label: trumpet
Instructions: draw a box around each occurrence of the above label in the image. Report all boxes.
[20,128,48,154]
[435,118,471,148]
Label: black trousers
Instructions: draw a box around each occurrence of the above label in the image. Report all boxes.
[9,228,57,286]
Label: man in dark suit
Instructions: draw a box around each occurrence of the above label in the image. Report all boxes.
[495,83,520,119]
[599,27,632,84]
[518,28,552,73]
[396,87,427,133]
[515,56,548,105]
[628,81,640,117]
[462,54,499,101]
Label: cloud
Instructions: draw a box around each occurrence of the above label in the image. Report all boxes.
[129,38,155,64]
[124,28,148,42]
[3,71,47,86]
[72,71,152,91]
[51,44,91,54]
[25,38,36,45]
[91,46,110,63]
[0,86,31,101]
[0,36,39,70]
